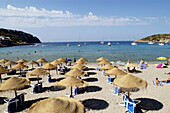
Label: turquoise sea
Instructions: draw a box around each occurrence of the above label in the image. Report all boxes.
[0,41,169,63]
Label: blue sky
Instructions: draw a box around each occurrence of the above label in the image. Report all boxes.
[0,0,170,42]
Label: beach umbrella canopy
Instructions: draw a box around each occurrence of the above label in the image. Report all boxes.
[75,60,87,64]
[41,63,56,70]
[4,60,16,67]
[98,60,110,66]
[157,57,167,60]
[0,66,11,82]
[57,58,66,62]
[55,76,88,97]
[125,64,139,67]
[26,68,49,83]
[27,60,39,68]
[26,96,85,113]
[17,59,28,63]
[96,57,108,61]
[0,59,9,63]
[36,58,47,62]
[67,59,72,62]
[65,68,87,77]
[0,76,30,97]
[50,60,62,65]
[77,57,88,61]
[105,68,127,77]
[11,63,28,75]
[70,64,86,70]
[100,64,116,70]
[113,73,147,97]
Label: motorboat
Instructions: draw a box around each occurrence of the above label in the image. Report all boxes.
[100,41,104,45]
[131,42,137,45]
[158,43,164,46]
[108,42,111,46]
[148,41,154,44]
[67,44,70,46]
[78,43,81,47]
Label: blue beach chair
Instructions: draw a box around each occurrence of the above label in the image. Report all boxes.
[4,98,19,113]
[103,70,105,76]
[113,86,120,95]
[107,76,111,83]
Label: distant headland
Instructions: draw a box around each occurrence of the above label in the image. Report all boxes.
[0,28,41,47]
[135,34,170,43]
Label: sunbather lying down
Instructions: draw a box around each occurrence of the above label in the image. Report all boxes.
[155,78,163,86]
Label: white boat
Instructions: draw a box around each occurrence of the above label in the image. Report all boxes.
[108,42,111,46]
[148,41,154,44]
[84,42,86,45]
[158,43,164,46]
[67,44,70,46]
[78,43,81,47]
[100,41,104,45]
[131,42,137,45]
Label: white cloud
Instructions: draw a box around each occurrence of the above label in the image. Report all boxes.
[0,5,160,28]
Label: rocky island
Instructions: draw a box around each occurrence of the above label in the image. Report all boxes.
[135,34,170,43]
[0,28,41,47]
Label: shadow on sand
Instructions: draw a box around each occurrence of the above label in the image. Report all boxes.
[83,78,98,82]
[85,86,102,92]
[0,97,8,105]
[49,77,65,83]
[88,72,97,76]
[48,86,66,91]
[82,98,109,110]
[15,97,48,112]
[29,77,42,82]
[135,98,163,112]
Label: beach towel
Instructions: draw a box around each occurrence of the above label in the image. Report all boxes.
[156,63,162,68]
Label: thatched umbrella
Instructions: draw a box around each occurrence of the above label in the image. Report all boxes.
[0,59,9,64]
[0,66,11,83]
[105,68,127,78]
[65,68,87,77]
[70,64,86,70]
[36,58,47,66]
[41,63,56,74]
[54,77,88,97]
[77,57,88,61]
[27,60,39,68]
[98,60,110,66]
[113,73,147,97]
[17,59,28,63]
[4,60,16,68]
[125,64,139,67]
[26,68,49,83]
[96,57,108,61]
[11,63,28,75]
[0,77,30,97]
[51,60,62,74]
[57,58,66,62]
[75,60,87,64]
[26,96,85,113]
[99,64,116,71]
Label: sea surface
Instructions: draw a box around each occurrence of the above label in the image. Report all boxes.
[0,41,170,63]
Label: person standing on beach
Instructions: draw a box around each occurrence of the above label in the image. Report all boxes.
[74,58,76,63]
[65,57,67,66]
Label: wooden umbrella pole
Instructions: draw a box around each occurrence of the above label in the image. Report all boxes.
[70,86,73,98]
[14,89,17,98]
[0,74,2,83]
[37,75,39,83]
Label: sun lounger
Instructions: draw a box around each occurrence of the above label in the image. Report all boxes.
[96,67,100,70]
[74,87,78,95]
[48,74,52,82]
[33,82,42,93]
[153,81,163,86]
[107,76,112,83]
[162,81,170,83]
[103,70,105,76]
[4,98,19,113]
[113,86,120,95]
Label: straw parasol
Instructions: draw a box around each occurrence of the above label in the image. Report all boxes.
[11,63,28,75]
[17,59,28,63]
[36,58,47,63]
[70,64,86,70]
[57,58,66,62]
[0,59,9,64]
[26,96,85,113]
[98,60,111,66]
[4,60,16,68]
[0,66,11,83]
[75,60,87,64]
[105,68,127,78]
[77,57,88,61]
[54,77,88,97]
[99,64,116,71]
[41,63,56,74]
[27,60,39,68]
[51,60,62,65]
[96,57,108,61]
[26,68,49,83]
[113,73,147,97]
[65,68,87,77]
[0,76,30,97]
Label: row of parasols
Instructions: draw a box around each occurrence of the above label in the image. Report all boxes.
[0,57,90,112]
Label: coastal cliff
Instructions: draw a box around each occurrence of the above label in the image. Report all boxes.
[0,28,41,47]
[135,34,170,43]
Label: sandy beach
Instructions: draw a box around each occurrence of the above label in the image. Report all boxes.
[0,62,170,113]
